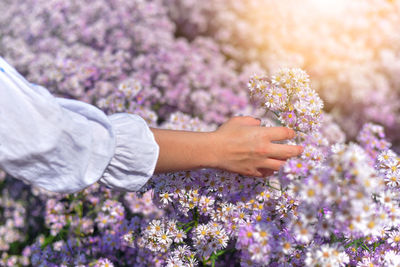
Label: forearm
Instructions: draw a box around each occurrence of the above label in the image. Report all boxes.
[150,117,302,177]
[150,128,218,174]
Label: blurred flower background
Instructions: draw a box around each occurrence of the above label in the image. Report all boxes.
[1,0,400,266]
[165,0,400,142]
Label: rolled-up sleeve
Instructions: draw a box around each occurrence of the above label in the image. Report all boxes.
[100,113,159,192]
[0,57,159,193]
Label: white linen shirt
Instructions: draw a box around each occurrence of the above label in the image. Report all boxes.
[0,56,159,193]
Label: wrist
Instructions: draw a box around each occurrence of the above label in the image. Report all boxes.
[202,131,222,170]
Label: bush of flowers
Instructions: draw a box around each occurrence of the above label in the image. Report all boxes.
[0,0,400,266]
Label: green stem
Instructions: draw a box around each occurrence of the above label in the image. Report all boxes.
[202,257,207,267]
[193,207,199,227]
[184,225,194,233]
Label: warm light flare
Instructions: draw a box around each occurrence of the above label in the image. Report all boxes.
[309,0,348,12]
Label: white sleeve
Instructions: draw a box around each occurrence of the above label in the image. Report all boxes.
[0,57,159,193]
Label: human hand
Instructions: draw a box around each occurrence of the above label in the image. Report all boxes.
[209,116,303,177]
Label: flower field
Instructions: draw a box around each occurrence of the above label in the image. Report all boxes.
[1,0,400,266]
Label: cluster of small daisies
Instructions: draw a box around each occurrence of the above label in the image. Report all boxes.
[377,149,400,188]
[138,219,186,253]
[358,123,391,160]
[249,68,323,133]
[304,244,349,266]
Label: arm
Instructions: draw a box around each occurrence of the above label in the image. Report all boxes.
[151,116,303,177]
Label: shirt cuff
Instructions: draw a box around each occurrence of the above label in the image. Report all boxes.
[99,113,159,191]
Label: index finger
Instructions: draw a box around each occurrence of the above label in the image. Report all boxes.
[264,127,296,141]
